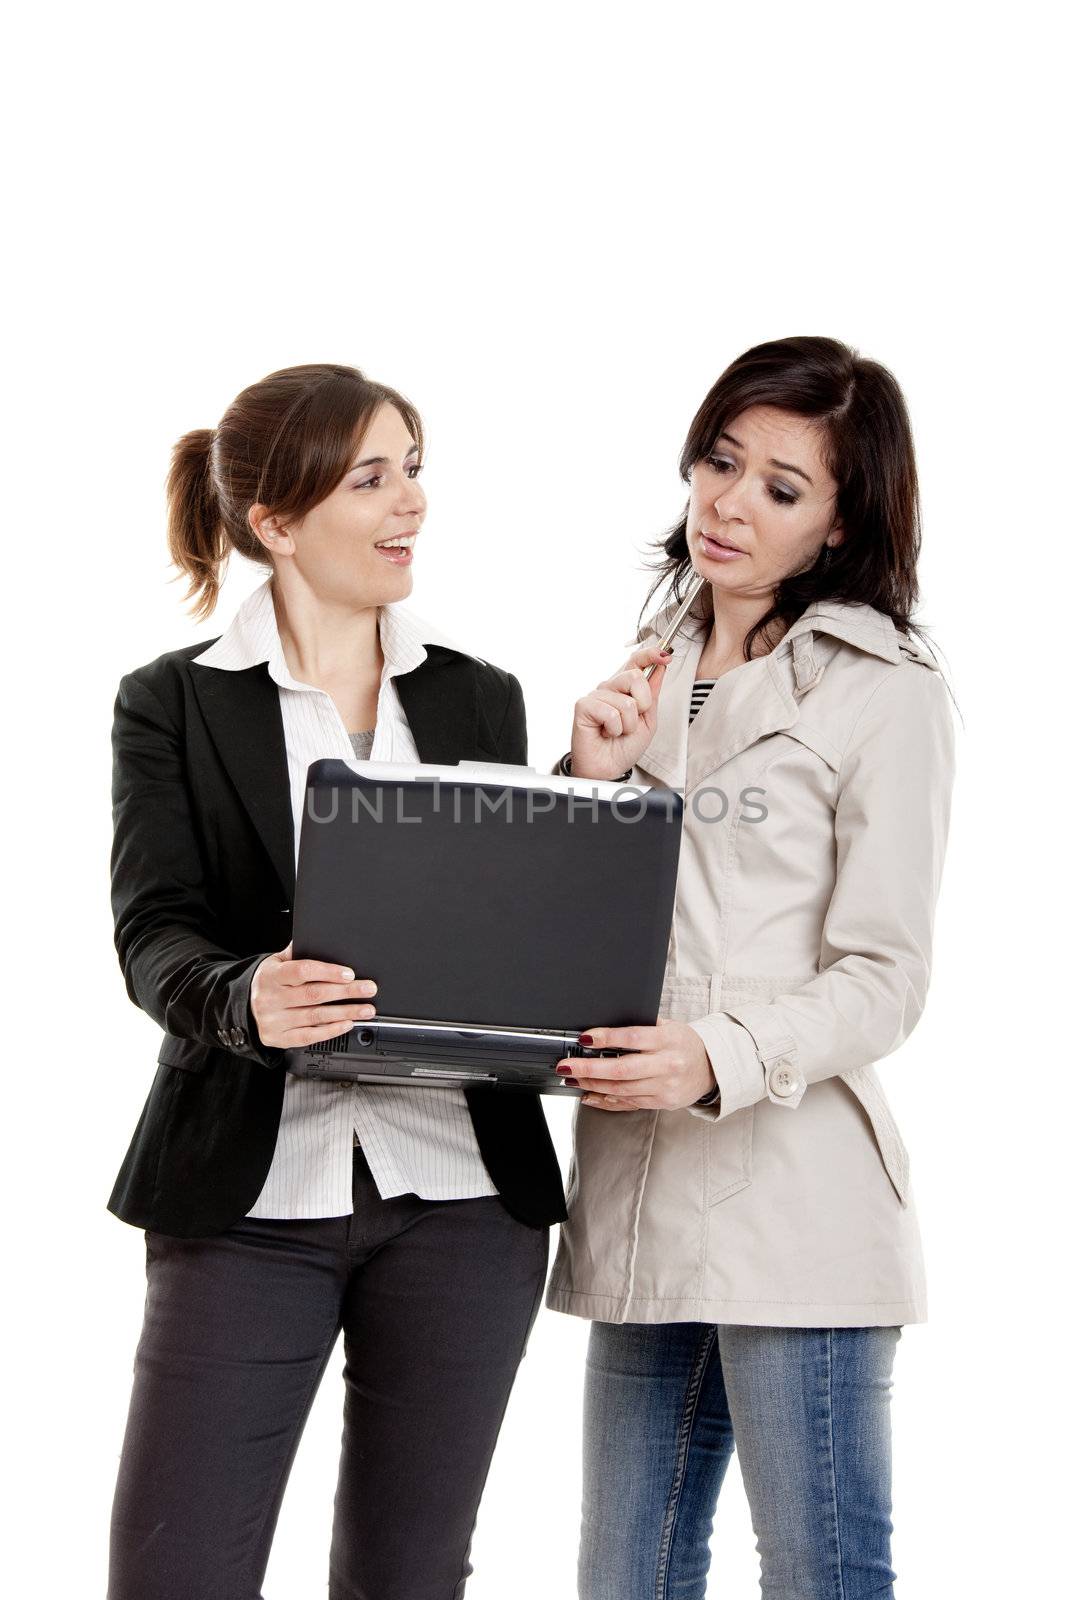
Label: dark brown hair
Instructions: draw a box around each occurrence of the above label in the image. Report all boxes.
[167,363,424,620]
[642,336,930,659]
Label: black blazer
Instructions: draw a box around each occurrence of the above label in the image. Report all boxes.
[108,636,568,1237]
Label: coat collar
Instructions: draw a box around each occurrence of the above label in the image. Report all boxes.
[637,594,936,793]
[187,580,478,903]
[639,593,934,667]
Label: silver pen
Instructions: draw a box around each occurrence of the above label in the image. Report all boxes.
[642,573,708,679]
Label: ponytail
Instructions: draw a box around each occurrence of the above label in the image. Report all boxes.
[166,429,229,622]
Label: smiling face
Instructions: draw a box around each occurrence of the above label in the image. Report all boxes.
[254,402,427,605]
[685,405,844,596]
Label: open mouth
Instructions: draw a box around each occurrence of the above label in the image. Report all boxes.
[375,533,417,566]
[698,532,746,561]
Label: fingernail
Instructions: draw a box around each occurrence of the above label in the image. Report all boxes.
[578,1033,594,1046]
[555,1063,572,1074]
[340,969,355,981]
[660,647,674,657]
[565,1078,579,1087]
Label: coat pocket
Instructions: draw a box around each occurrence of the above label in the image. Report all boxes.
[658,974,754,1207]
[157,1033,213,1074]
[702,1103,755,1206]
[840,1065,910,1205]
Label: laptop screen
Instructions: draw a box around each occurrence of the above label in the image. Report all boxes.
[292,761,683,1032]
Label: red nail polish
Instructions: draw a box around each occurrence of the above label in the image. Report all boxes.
[578,1033,594,1046]
[555,1063,571,1074]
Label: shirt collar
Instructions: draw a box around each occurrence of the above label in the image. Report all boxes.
[192,577,459,690]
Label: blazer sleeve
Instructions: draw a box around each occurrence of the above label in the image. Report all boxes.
[110,670,288,1070]
[687,662,957,1120]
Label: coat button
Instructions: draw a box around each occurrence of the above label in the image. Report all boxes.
[770,1064,798,1096]
[231,1027,247,1048]
[216,1027,229,1045]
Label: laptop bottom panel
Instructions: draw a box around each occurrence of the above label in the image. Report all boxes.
[284,1016,623,1094]
[290,1061,583,1094]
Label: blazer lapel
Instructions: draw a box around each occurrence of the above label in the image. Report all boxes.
[190,644,481,907]
[190,661,297,905]
[395,645,480,763]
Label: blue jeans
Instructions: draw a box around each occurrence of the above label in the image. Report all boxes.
[580,1321,901,1600]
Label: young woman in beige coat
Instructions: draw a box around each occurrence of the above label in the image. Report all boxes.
[550,336,956,1599]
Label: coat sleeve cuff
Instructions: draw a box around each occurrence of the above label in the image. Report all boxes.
[686,1007,807,1120]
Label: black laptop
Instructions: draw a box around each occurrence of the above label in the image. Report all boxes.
[286,759,683,1094]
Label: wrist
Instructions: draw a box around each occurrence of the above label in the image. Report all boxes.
[560,750,634,783]
[692,1045,719,1107]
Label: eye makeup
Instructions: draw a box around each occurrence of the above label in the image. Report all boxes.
[706,455,799,508]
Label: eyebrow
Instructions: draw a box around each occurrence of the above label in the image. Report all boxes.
[349,444,420,471]
[718,431,814,487]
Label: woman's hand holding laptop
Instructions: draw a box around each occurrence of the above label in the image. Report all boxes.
[250,943,379,1048]
[556,1021,716,1111]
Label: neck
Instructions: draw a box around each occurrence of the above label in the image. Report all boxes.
[696,585,785,676]
[269,571,384,689]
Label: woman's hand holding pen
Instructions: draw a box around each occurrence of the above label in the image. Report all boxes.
[556,1021,717,1111]
[250,942,378,1048]
[568,646,674,779]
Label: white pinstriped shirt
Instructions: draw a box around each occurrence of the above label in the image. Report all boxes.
[193,577,498,1217]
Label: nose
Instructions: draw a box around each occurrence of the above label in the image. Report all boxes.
[395,473,427,521]
[713,480,747,524]
[693,460,748,528]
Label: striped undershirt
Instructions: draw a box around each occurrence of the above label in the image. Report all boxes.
[689,679,717,722]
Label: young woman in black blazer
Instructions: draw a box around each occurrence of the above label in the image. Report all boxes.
[106,362,566,1600]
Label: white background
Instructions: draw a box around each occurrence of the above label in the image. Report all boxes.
[6,2,1063,1595]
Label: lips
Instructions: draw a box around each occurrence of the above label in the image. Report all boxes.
[374,530,419,549]
[702,530,742,552]
[697,531,747,564]
[374,530,419,568]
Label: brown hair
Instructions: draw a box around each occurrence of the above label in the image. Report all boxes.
[166,363,424,620]
[642,336,931,659]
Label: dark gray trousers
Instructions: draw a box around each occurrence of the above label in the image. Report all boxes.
[108,1148,549,1600]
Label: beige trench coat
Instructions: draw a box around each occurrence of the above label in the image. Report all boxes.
[546,598,956,1328]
